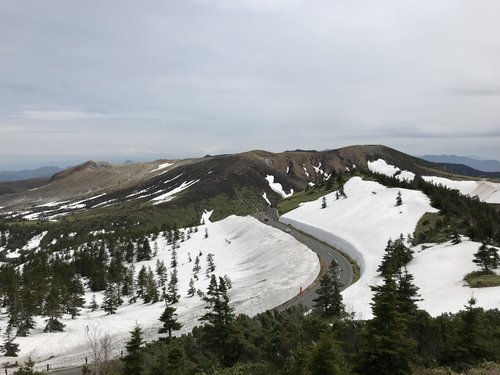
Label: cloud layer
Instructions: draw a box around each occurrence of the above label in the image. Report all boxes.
[0,0,499,168]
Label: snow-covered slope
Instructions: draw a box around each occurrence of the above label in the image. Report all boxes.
[368,159,415,182]
[422,176,500,204]
[281,176,437,318]
[409,240,500,315]
[281,176,500,318]
[0,215,319,368]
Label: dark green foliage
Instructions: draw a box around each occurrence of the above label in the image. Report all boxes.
[136,238,152,261]
[1,324,20,357]
[13,358,44,375]
[473,243,499,272]
[308,330,348,375]
[64,276,86,319]
[159,304,182,338]
[377,235,413,277]
[313,260,344,318]
[102,283,119,315]
[166,268,180,304]
[43,283,65,332]
[122,324,145,375]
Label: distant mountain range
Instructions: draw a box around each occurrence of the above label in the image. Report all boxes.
[0,166,63,182]
[421,155,500,172]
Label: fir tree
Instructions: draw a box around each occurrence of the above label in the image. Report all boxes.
[155,260,168,289]
[65,276,85,319]
[187,278,196,297]
[193,256,201,274]
[396,191,403,206]
[473,243,499,272]
[137,238,152,262]
[43,283,65,332]
[122,324,145,375]
[357,274,417,375]
[321,196,327,209]
[89,294,99,311]
[206,253,215,276]
[144,268,159,304]
[158,304,182,338]
[1,324,20,357]
[170,247,178,268]
[166,269,180,304]
[308,330,348,375]
[102,283,119,315]
[313,260,344,318]
[377,235,413,277]
[136,265,148,299]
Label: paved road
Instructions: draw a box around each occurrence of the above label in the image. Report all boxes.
[263,207,354,310]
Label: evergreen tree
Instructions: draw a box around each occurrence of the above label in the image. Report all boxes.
[137,238,152,262]
[122,324,145,375]
[308,330,348,375]
[206,253,215,276]
[158,304,182,338]
[155,260,168,289]
[193,256,201,275]
[125,241,135,263]
[473,243,499,272]
[43,283,65,332]
[187,278,196,297]
[451,231,461,245]
[377,235,413,277]
[144,268,159,304]
[65,276,85,319]
[102,283,119,315]
[136,265,148,299]
[165,342,186,375]
[12,358,43,375]
[357,274,417,375]
[89,294,99,311]
[170,247,178,268]
[1,324,20,357]
[396,191,403,206]
[166,269,180,304]
[321,196,327,209]
[313,260,344,318]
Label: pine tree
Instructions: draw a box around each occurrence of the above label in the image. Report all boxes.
[137,238,152,261]
[357,274,417,375]
[1,324,20,357]
[102,283,119,315]
[170,247,178,268]
[136,265,148,299]
[89,294,99,311]
[187,278,196,297]
[193,256,201,275]
[43,283,65,332]
[396,191,403,206]
[321,196,327,209]
[166,269,180,304]
[122,324,145,375]
[155,260,168,289]
[144,268,159,304]
[206,253,215,276]
[158,304,182,338]
[65,276,85,319]
[308,330,348,375]
[377,235,413,277]
[473,243,499,272]
[313,260,344,318]
[166,342,186,375]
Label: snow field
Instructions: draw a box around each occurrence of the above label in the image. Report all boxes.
[368,159,415,182]
[265,175,294,198]
[422,176,500,204]
[0,215,319,367]
[281,176,437,318]
[409,240,500,316]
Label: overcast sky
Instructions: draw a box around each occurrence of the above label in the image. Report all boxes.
[1,0,499,169]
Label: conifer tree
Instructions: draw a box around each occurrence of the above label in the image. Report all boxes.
[357,274,417,375]
[313,260,344,318]
[136,265,148,299]
[308,330,348,375]
[155,260,168,289]
[158,304,182,338]
[43,283,65,332]
[193,256,201,275]
[206,253,215,276]
[473,243,499,272]
[1,324,20,357]
[65,276,85,319]
[377,235,413,277]
[321,196,327,209]
[187,278,196,297]
[396,191,403,206]
[171,247,178,268]
[102,283,119,315]
[144,268,159,304]
[89,294,99,311]
[122,324,145,375]
[166,269,180,304]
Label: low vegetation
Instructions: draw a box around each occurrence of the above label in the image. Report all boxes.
[464,271,500,288]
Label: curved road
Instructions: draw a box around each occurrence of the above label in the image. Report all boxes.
[29,209,355,375]
[263,207,354,310]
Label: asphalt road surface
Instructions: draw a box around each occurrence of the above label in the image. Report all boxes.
[263,207,354,310]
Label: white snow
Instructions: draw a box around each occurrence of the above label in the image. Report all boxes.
[262,192,271,205]
[368,159,415,182]
[303,166,309,177]
[151,180,199,205]
[0,216,319,368]
[265,175,294,198]
[409,240,500,315]
[150,162,173,173]
[23,231,48,251]
[281,176,437,318]
[201,209,213,224]
[422,176,500,204]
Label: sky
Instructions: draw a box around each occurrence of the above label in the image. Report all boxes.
[1,0,499,169]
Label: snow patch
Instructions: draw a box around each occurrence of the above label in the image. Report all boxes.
[422,176,500,204]
[262,192,271,205]
[368,159,415,182]
[151,180,199,205]
[150,162,173,173]
[265,175,294,198]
